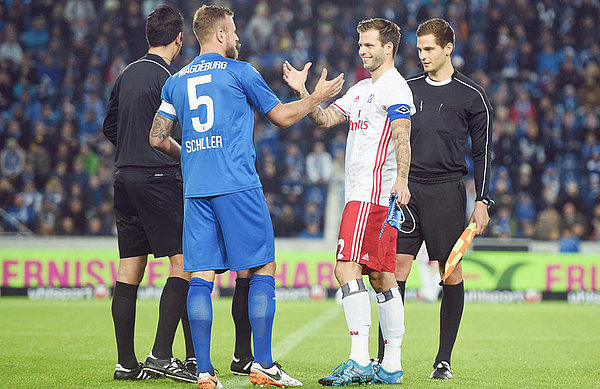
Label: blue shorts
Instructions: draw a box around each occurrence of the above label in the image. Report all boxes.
[182,187,275,272]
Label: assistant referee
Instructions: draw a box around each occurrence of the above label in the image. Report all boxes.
[385,18,493,380]
[102,5,195,383]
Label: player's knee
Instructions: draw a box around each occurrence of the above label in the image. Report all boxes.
[444,262,463,284]
[116,256,147,284]
[334,261,361,286]
[368,271,396,293]
[251,260,276,276]
[394,254,413,281]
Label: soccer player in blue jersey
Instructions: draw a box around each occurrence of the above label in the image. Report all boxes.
[149,5,344,389]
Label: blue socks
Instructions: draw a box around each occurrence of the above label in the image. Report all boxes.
[248,274,276,368]
[187,277,214,375]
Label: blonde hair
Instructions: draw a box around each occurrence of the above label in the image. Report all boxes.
[193,5,234,44]
[357,18,401,56]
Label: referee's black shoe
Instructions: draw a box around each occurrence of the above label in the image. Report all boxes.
[183,357,197,377]
[430,361,453,379]
[143,354,197,383]
[231,354,253,375]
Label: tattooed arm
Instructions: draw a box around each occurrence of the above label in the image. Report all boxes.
[149,113,181,160]
[389,118,411,206]
[294,88,348,128]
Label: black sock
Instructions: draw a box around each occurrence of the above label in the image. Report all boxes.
[377,280,407,361]
[152,277,189,360]
[112,281,139,368]
[181,303,195,359]
[397,280,406,301]
[232,277,252,358]
[435,281,464,365]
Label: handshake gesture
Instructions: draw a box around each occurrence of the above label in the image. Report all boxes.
[283,60,344,103]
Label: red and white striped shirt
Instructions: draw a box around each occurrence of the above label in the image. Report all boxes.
[332,67,415,206]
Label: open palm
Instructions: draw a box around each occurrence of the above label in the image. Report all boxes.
[283,60,311,94]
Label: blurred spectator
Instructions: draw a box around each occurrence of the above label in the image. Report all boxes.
[514,192,536,237]
[1,137,25,188]
[560,202,588,239]
[6,192,35,231]
[490,206,516,238]
[559,227,580,253]
[306,141,333,186]
[0,177,14,208]
[20,181,42,214]
[299,221,324,239]
[0,24,24,66]
[535,206,561,241]
[37,198,58,235]
[21,16,50,53]
[273,204,303,237]
[74,143,99,176]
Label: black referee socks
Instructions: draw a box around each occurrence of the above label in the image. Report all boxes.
[436,281,464,365]
[112,281,139,369]
[232,277,253,359]
[152,277,189,360]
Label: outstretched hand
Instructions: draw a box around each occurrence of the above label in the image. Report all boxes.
[283,60,311,94]
[312,67,344,103]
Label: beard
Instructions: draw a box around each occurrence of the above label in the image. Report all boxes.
[363,52,384,72]
[226,41,241,60]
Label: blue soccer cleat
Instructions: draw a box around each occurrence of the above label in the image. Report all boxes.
[318,359,374,386]
[372,363,404,384]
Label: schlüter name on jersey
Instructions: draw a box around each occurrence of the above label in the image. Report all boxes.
[185,135,223,153]
[179,60,228,77]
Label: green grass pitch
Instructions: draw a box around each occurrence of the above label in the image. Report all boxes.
[1,297,599,388]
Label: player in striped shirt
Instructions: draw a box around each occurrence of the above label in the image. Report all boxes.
[284,17,415,386]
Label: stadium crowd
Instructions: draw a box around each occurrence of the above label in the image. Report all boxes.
[0,0,598,246]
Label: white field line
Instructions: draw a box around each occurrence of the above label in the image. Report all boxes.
[220,306,342,387]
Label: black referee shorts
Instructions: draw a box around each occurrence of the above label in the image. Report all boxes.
[396,178,466,262]
[113,166,183,259]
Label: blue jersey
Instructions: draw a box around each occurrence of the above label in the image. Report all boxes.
[158,52,280,197]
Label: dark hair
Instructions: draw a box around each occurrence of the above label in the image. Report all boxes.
[193,5,234,45]
[146,4,183,48]
[416,18,455,50]
[357,18,401,56]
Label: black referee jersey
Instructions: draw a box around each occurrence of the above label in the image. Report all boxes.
[406,71,493,202]
[103,53,181,168]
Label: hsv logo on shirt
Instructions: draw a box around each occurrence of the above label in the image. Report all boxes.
[395,105,411,115]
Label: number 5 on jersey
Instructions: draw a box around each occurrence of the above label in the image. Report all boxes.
[188,75,214,133]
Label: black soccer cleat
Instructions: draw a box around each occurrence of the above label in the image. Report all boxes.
[183,357,197,377]
[114,362,152,380]
[430,361,453,379]
[230,354,253,376]
[143,354,197,383]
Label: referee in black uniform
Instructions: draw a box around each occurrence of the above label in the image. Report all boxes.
[377,18,492,379]
[102,5,195,382]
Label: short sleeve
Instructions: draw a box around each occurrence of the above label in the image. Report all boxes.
[382,77,416,122]
[331,85,355,118]
[240,64,281,114]
[157,76,178,121]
